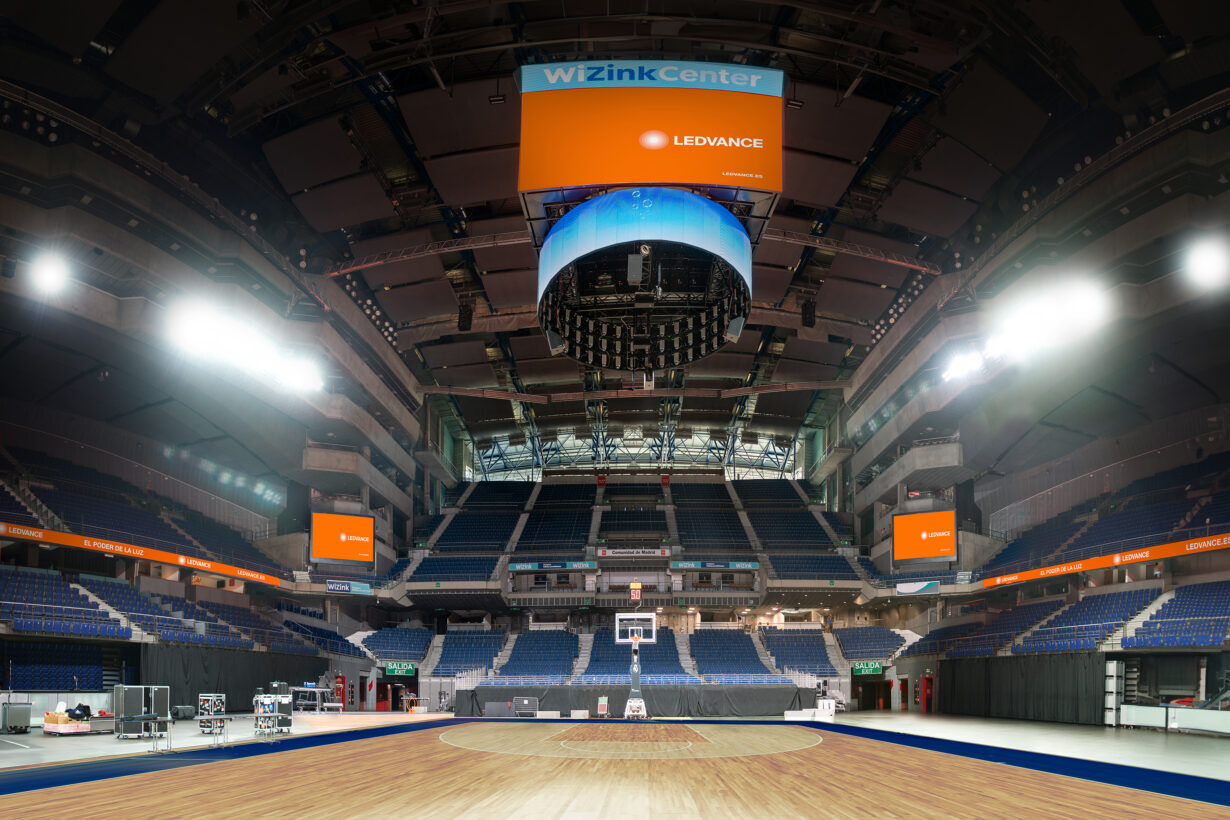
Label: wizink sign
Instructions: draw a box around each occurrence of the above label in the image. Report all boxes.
[520,60,784,97]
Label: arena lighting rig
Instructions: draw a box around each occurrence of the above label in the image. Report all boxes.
[517,59,784,377]
[943,280,1110,382]
[167,301,324,393]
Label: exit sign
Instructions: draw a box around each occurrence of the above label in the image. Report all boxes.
[386,662,416,675]
[852,661,883,675]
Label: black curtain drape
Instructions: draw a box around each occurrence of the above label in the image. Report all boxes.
[139,645,327,710]
[456,685,813,717]
[1205,651,1230,698]
[939,652,1104,725]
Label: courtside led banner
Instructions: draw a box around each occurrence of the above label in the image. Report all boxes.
[0,521,281,587]
[893,510,957,562]
[984,531,1230,588]
[310,512,375,563]
[519,60,783,192]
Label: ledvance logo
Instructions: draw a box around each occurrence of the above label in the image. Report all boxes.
[340,533,370,542]
[639,130,764,150]
[920,530,951,540]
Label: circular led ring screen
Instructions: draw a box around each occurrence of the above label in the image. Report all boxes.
[537,187,752,373]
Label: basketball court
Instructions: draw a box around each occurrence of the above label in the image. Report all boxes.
[0,716,1227,818]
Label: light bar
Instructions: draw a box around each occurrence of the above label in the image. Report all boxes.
[168,301,324,393]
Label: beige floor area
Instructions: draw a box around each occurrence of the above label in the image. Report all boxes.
[0,710,447,770]
[834,710,1230,781]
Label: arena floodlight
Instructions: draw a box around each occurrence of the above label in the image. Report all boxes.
[984,280,1109,364]
[31,253,69,294]
[1187,238,1229,289]
[942,351,984,382]
[168,299,324,393]
[277,357,325,393]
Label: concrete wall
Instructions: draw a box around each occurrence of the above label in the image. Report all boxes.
[137,575,185,600]
[980,404,1229,537]
[255,532,308,569]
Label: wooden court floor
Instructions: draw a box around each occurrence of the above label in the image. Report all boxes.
[2,721,1226,819]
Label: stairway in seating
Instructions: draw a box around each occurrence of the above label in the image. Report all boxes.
[1038,518,1095,564]
[847,555,873,584]
[736,510,763,550]
[823,632,851,675]
[420,634,446,676]
[72,582,151,642]
[570,633,594,681]
[891,629,922,660]
[749,630,780,673]
[401,552,426,580]
[348,629,378,660]
[1010,599,1074,651]
[674,631,700,677]
[161,515,221,562]
[426,510,457,548]
[664,506,679,544]
[814,511,843,546]
[1,477,66,531]
[788,479,811,504]
[1175,496,1210,532]
[505,512,530,552]
[491,632,518,673]
[1104,589,1175,651]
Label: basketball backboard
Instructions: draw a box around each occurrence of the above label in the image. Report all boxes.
[615,612,656,644]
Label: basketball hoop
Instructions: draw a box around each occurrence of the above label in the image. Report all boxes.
[631,633,641,648]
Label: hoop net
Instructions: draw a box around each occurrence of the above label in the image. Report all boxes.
[631,633,641,648]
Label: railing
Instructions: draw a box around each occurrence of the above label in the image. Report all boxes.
[2,423,277,537]
[1130,616,1230,631]
[983,521,1230,578]
[15,480,293,579]
[0,600,116,624]
[911,433,960,448]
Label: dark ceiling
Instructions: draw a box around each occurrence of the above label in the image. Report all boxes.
[2,0,1228,449]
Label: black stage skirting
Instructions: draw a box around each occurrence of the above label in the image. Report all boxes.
[456,684,816,718]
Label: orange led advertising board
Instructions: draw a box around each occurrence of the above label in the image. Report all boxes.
[983,531,1230,588]
[893,510,957,562]
[0,521,281,586]
[311,512,375,563]
[519,61,783,192]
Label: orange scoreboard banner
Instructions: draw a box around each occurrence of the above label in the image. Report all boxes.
[310,511,375,563]
[893,510,957,561]
[0,520,281,586]
[518,60,783,192]
[983,531,1230,588]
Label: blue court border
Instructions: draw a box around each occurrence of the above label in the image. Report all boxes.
[1,718,1226,807]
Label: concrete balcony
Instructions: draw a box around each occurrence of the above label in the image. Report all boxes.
[301,445,413,516]
[853,441,977,513]
[415,444,461,487]
[809,444,853,484]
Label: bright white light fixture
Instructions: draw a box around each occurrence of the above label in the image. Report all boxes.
[1187,239,1229,288]
[277,356,325,392]
[942,351,984,382]
[984,280,1109,364]
[31,254,69,294]
[168,300,324,392]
